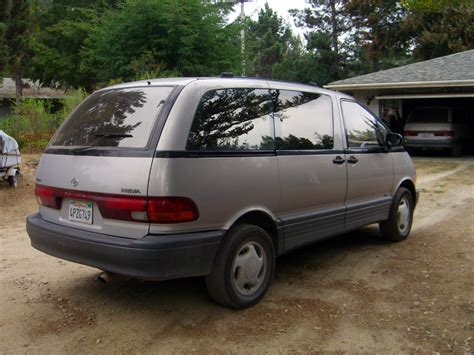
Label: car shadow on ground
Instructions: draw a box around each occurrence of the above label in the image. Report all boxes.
[63,225,391,310]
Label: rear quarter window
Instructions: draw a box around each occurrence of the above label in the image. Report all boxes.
[50,86,174,149]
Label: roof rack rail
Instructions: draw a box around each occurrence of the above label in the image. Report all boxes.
[220,72,234,78]
[308,82,319,87]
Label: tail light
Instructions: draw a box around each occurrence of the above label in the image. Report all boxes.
[34,184,199,223]
[434,130,455,137]
[404,130,417,136]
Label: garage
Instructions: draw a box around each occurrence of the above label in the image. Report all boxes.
[325,50,474,156]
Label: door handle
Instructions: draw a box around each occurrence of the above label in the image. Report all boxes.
[332,156,346,165]
[347,156,358,164]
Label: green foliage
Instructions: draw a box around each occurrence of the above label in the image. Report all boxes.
[60,87,88,123]
[404,1,474,60]
[81,0,240,85]
[245,4,295,78]
[401,0,469,11]
[0,89,88,152]
[344,0,411,72]
[0,99,55,151]
[290,0,350,81]
[1,0,34,99]
[29,0,115,90]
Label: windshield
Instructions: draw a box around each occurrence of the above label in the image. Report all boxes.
[50,86,174,148]
[407,108,450,123]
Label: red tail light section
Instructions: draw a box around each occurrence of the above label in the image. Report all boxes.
[35,185,62,209]
[34,185,199,224]
[147,197,199,223]
[403,130,417,136]
[434,130,455,137]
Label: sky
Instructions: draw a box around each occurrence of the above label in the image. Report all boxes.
[227,0,310,37]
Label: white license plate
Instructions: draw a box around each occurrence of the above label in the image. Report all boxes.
[418,132,433,138]
[68,200,93,225]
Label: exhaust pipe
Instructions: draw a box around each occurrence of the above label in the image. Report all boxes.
[96,271,115,284]
[96,271,130,284]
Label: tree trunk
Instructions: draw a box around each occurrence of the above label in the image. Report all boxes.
[15,69,22,104]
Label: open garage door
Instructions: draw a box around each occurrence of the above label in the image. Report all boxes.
[377,94,474,155]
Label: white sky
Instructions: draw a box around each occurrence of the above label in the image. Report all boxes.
[227,0,310,38]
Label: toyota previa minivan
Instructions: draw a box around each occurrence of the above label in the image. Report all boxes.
[27,77,418,309]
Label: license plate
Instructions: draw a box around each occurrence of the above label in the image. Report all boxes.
[68,200,93,225]
[418,132,433,138]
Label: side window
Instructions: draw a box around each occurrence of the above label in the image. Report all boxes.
[341,100,387,148]
[272,90,334,150]
[186,88,273,151]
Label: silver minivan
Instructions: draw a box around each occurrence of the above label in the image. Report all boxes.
[27,77,418,309]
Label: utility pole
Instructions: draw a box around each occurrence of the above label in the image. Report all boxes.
[240,0,246,76]
[219,0,252,76]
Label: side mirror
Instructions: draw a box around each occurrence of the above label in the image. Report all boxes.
[386,132,403,148]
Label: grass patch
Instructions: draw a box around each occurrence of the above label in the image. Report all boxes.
[415,161,459,175]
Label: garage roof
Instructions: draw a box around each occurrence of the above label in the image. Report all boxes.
[325,49,474,90]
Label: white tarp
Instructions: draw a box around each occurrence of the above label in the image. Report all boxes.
[0,130,21,169]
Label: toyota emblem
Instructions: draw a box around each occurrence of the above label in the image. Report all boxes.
[71,178,79,188]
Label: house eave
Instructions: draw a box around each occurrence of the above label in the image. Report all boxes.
[324,79,474,90]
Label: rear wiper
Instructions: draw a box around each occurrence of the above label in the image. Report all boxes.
[71,133,133,154]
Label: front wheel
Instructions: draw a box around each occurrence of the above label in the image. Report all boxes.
[205,224,275,309]
[379,187,414,242]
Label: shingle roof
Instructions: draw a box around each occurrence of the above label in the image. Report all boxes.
[326,50,474,89]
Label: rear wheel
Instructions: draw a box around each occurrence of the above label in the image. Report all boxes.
[450,142,462,157]
[7,171,21,188]
[205,224,275,309]
[379,187,414,242]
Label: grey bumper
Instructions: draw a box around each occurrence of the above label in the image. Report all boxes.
[26,213,224,280]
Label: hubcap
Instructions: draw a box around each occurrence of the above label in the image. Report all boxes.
[232,241,267,296]
[397,196,410,234]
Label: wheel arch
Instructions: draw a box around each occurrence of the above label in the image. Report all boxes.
[224,209,283,255]
[395,178,417,206]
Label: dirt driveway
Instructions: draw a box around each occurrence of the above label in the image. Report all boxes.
[1,155,473,353]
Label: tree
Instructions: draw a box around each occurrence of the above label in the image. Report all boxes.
[1,0,34,102]
[402,1,474,60]
[0,0,12,73]
[290,0,350,80]
[29,0,115,90]
[345,0,411,72]
[245,3,294,78]
[81,0,240,86]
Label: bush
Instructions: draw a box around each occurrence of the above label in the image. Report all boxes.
[0,89,88,153]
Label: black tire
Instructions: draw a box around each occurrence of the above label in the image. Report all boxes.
[205,224,275,309]
[379,187,414,242]
[450,142,462,157]
[7,172,21,188]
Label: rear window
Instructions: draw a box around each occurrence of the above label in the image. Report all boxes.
[50,86,174,148]
[407,108,450,123]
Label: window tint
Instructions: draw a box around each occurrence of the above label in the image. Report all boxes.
[341,100,387,148]
[50,87,173,148]
[186,88,274,151]
[272,90,333,150]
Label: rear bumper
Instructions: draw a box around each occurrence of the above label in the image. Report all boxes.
[404,138,458,149]
[26,213,224,280]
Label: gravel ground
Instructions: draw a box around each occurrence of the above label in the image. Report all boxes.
[0,154,473,354]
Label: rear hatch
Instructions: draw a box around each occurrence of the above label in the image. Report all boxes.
[35,86,175,239]
[404,107,456,140]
